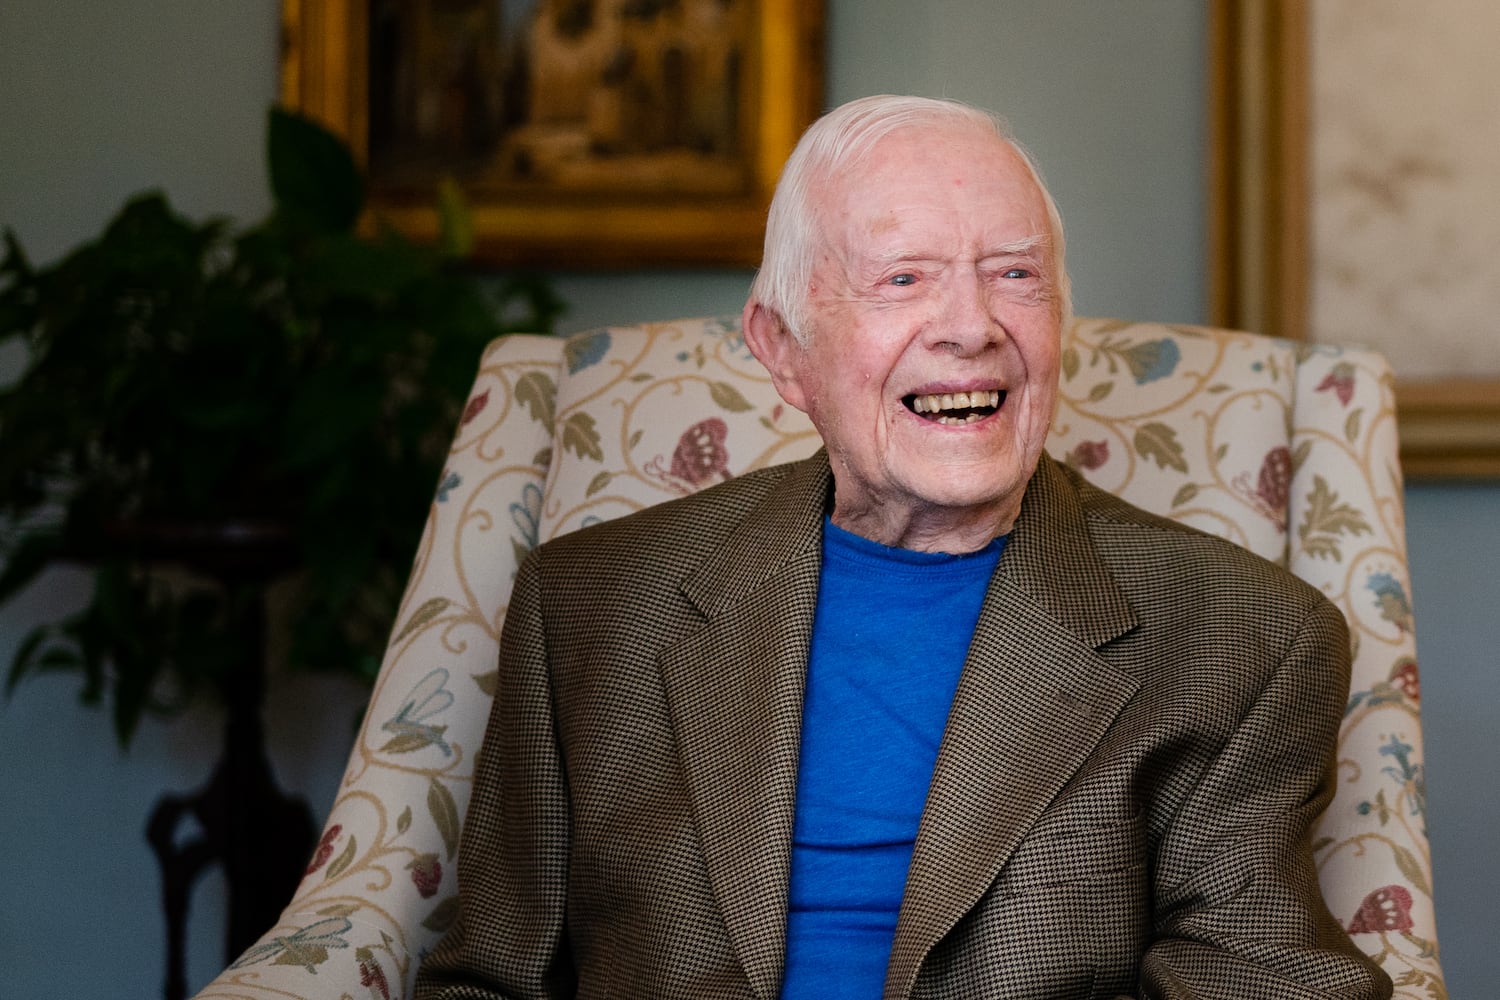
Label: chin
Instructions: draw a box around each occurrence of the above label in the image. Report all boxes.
[911,470,1028,512]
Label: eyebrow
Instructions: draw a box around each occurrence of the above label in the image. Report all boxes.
[868,234,1050,265]
[983,235,1050,257]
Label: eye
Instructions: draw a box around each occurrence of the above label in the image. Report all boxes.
[888,273,917,286]
[1002,268,1032,279]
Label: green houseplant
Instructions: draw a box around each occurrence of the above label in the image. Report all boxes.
[0,107,563,745]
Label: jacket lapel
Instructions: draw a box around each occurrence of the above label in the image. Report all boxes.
[657,455,833,1000]
[885,457,1141,999]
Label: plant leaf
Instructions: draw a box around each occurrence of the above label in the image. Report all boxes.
[380,731,440,755]
[708,381,754,413]
[561,412,603,461]
[1345,407,1364,443]
[1303,534,1342,561]
[515,371,557,427]
[1297,475,1372,544]
[586,471,613,497]
[435,177,474,259]
[1392,843,1432,897]
[273,941,332,969]
[1060,346,1079,381]
[325,834,357,880]
[392,597,450,645]
[268,107,364,233]
[5,624,66,696]
[0,531,64,605]
[1172,483,1199,507]
[1134,422,1189,473]
[428,778,461,860]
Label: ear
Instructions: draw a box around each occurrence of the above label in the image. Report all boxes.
[741,299,811,413]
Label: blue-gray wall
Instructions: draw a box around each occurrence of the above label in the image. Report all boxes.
[1,2,1493,996]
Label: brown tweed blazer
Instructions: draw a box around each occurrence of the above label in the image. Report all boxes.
[416,453,1390,1000]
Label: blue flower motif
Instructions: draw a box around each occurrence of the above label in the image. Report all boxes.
[565,330,612,374]
[1367,572,1415,632]
[381,668,456,757]
[435,469,461,503]
[705,315,750,356]
[1122,338,1181,384]
[1379,735,1427,831]
[509,481,542,550]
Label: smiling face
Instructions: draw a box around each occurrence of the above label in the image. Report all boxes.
[744,122,1064,552]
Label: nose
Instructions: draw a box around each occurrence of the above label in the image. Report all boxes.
[930,268,999,357]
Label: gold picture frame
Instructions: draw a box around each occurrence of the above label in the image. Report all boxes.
[1208,0,1500,479]
[279,0,825,269]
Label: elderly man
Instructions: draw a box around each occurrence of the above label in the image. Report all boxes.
[415,96,1390,999]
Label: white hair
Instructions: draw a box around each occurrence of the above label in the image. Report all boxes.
[749,94,1072,342]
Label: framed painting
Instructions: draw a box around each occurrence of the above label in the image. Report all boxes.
[1208,0,1500,478]
[279,0,825,268]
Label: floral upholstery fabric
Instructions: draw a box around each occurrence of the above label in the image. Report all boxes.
[194,317,1442,1000]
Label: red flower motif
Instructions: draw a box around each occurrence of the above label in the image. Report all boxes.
[1316,362,1357,407]
[304,824,343,876]
[1255,446,1293,514]
[1065,440,1110,471]
[670,417,730,486]
[460,388,490,427]
[359,953,393,1000]
[1392,659,1421,702]
[408,853,443,898]
[1347,885,1414,934]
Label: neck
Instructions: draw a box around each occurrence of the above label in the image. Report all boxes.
[829,497,1018,554]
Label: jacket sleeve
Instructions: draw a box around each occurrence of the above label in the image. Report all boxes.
[414,552,577,999]
[1131,598,1391,1000]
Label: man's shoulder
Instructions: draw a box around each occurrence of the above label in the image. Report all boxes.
[1053,457,1328,610]
[535,455,816,569]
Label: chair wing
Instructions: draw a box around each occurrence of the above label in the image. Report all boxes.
[193,317,1440,999]
[1049,320,1440,996]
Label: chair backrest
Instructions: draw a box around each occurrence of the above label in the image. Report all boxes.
[194,316,1441,999]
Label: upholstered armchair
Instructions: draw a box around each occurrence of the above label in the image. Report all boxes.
[192,316,1442,999]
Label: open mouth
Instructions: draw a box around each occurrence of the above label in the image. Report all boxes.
[904,390,1005,426]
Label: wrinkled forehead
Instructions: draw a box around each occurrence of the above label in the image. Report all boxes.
[811,125,1054,261]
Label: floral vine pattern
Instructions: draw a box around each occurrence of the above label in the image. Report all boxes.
[535,316,820,540]
[192,317,1442,999]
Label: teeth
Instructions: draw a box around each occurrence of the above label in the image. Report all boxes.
[910,390,1001,415]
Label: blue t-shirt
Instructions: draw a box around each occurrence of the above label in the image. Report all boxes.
[780,519,1005,999]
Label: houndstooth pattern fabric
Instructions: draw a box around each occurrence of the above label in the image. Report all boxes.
[416,452,1384,998]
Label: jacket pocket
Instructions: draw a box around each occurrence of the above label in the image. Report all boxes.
[990,806,1145,897]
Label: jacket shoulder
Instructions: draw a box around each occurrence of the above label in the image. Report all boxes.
[1057,459,1332,614]
[534,458,807,569]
